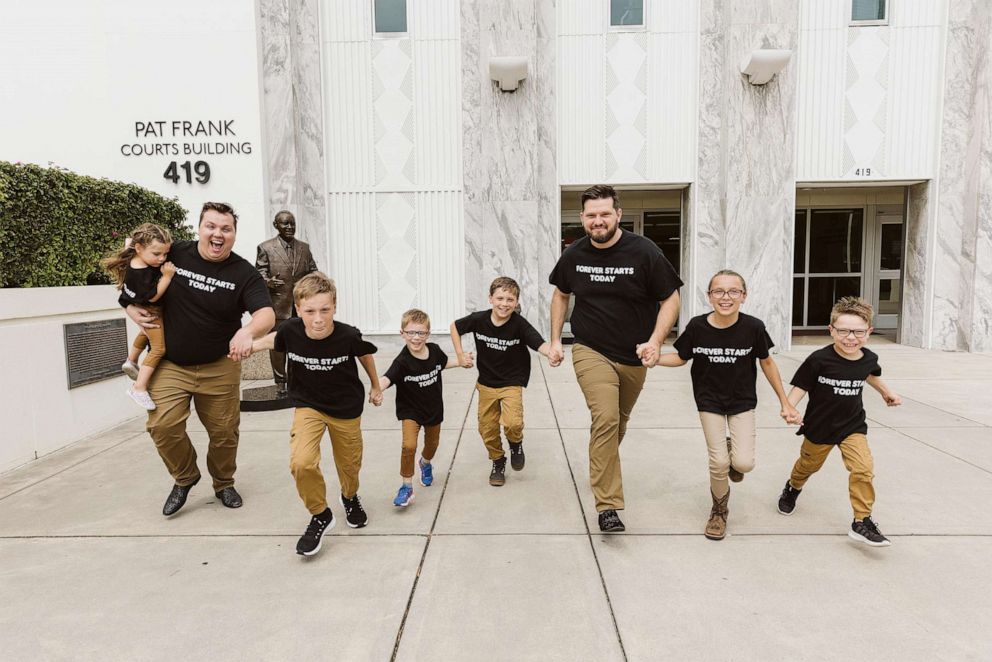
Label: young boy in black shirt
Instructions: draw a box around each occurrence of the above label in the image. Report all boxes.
[252,272,382,557]
[654,270,799,540]
[375,308,472,507]
[451,277,551,486]
[778,296,901,547]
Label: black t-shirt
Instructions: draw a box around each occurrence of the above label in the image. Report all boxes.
[674,313,774,415]
[549,230,682,365]
[384,343,448,426]
[119,265,162,306]
[791,345,882,445]
[146,241,271,365]
[454,311,545,388]
[274,318,378,419]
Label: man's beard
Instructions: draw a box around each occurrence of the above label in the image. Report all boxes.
[586,223,618,244]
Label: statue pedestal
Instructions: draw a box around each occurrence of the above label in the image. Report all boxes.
[240,384,293,412]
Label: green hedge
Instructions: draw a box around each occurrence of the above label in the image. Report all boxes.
[0,161,193,287]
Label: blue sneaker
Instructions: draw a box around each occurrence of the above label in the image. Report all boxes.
[393,484,414,507]
[419,458,434,487]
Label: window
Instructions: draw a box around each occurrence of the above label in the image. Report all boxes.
[610,0,643,27]
[374,0,407,34]
[851,0,887,25]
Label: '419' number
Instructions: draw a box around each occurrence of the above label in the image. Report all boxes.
[164,161,210,184]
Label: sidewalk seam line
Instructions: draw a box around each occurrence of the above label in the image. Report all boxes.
[541,358,629,662]
[389,382,475,662]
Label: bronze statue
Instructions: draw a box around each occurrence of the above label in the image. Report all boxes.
[256,211,318,396]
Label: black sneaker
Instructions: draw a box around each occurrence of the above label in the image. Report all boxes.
[509,441,525,471]
[727,437,743,483]
[598,509,625,532]
[339,494,368,528]
[849,516,891,547]
[777,480,802,515]
[297,508,335,556]
[489,457,507,486]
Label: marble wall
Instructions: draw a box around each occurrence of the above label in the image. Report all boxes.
[689,0,798,349]
[904,0,992,351]
[461,0,557,333]
[257,0,327,270]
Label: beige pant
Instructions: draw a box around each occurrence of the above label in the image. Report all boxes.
[132,304,166,369]
[290,408,364,514]
[789,433,875,519]
[146,357,241,491]
[476,384,524,460]
[572,344,647,512]
[401,420,440,477]
[698,410,757,497]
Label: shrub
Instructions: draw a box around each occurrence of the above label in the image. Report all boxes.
[0,162,192,287]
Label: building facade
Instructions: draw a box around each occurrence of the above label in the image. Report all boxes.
[3,0,990,350]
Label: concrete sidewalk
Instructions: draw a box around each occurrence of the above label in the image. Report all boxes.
[2,342,991,661]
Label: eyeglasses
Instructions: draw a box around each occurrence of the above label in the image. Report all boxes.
[708,289,744,300]
[402,330,429,338]
[831,327,869,338]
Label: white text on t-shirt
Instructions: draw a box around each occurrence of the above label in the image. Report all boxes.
[818,375,865,396]
[574,264,635,283]
[693,347,753,364]
[176,267,236,293]
[288,352,348,371]
[404,364,443,388]
[475,333,520,352]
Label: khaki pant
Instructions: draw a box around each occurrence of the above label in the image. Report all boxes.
[476,384,524,460]
[789,433,875,519]
[132,304,166,369]
[290,407,364,514]
[401,420,441,477]
[146,357,241,491]
[572,344,647,512]
[699,410,757,497]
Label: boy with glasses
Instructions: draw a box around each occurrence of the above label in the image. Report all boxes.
[451,277,552,486]
[777,296,902,546]
[374,309,473,507]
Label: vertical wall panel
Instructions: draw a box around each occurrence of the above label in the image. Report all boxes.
[322,1,463,332]
[796,0,946,181]
[557,35,605,184]
[414,191,464,331]
[558,2,697,186]
[413,40,462,187]
[328,192,378,329]
[323,42,374,189]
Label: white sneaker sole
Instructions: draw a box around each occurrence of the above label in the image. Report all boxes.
[777,505,796,516]
[126,388,156,410]
[121,363,140,380]
[394,493,415,508]
[299,513,336,557]
[848,530,891,547]
[339,495,368,528]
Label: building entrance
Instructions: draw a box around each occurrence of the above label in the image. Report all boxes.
[792,188,905,333]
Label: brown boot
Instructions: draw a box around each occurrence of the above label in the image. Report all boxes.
[705,489,730,540]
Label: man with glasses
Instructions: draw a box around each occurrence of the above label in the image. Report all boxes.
[548,185,682,532]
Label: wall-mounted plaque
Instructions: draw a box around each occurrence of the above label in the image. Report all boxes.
[64,319,128,389]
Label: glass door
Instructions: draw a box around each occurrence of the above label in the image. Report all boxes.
[872,210,903,329]
[793,208,865,328]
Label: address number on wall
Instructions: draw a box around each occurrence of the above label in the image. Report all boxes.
[854,167,872,177]
[163,161,211,184]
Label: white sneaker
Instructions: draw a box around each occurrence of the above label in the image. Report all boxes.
[127,386,156,410]
[121,360,140,381]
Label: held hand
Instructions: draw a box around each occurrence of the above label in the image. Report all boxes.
[781,404,803,425]
[460,352,475,369]
[125,304,160,329]
[161,261,176,277]
[228,328,254,362]
[369,388,383,406]
[883,392,902,407]
[635,341,660,367]
[548,341,564,368]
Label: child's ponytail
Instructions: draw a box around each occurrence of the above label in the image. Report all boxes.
[100,223,173,288]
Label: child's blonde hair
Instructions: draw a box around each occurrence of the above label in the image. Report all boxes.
[293,271,336,303]
[489,276,520,298]
[830,296,873,326]
[401,308,430,330]
[708,269,747,292]
[101,223,173,288]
